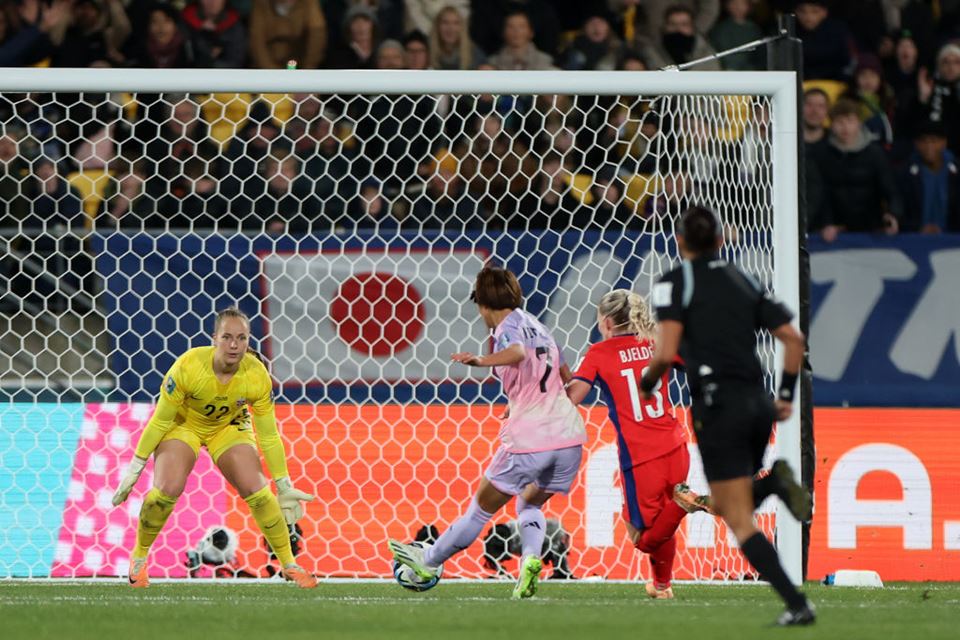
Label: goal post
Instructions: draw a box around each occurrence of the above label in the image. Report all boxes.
[0,68,801,583]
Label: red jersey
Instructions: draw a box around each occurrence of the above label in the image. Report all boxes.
[573,335,686,469]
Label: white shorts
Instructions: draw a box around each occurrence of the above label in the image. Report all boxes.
[484,445,583,496]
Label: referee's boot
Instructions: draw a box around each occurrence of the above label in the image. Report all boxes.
[776,599,816,626]
[771,460,813,522]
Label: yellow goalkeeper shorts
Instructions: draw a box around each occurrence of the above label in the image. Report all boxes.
[160,421,257,464]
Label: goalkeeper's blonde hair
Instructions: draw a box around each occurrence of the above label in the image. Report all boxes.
[597,290,656,340]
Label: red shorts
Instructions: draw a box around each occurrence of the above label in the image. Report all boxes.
[620,444,690,531]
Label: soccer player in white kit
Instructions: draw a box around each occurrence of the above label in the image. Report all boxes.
[388,266,586,598]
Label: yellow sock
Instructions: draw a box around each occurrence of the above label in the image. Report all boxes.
[245,485,295,566]
[133,488,178,559]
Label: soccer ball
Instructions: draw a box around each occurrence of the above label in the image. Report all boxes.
[392,542,443,592]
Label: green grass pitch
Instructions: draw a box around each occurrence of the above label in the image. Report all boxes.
[3,581,958,640]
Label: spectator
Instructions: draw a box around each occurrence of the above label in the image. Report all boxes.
[893,0,936,65]
[5,94,65,161]
[27,158,82,229]
[802,87,830,146]
[248,0,326,69]
[829,0,897,57]
[103,161,154,228]
[406,0,470,36]
[616,109,659,174]
[812,98,902,241]
[144,97,220,200]
[283,93,323,157]
[888,32,921,125]
[328,4,378,69]
[460,112,536,227]
[708,0,763,71]
[428,5,484,70]
[182,0,247,68]
[518,151,579,229]
[616,48,647,70]
[54,0,131,67]
[561,10,623,71]
[487,10,555,70]
[470,0,561,58]
[220,117,282,202]
[638,5,721,70]
[351,179,402,230]
[126,4,194,68]
[376,38,406,68]
[0,132,30,229]
[886,32,922,159]
[848,54,895,146]
[795,0,852,81]
[410,150,482,229]
[150,157,226,228]
[0,0,70,67]
[301,112,355,224]
[352,40,441,186]
[344,0,405,41]
[574,169,641,230]
[243,150,319,234]
[899,120,960,233]
[916,43,960,154]
[610,0,719,46]
[404,30,430,69]
[643,158,694,227]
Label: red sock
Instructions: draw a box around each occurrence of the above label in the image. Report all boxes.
[649,535,677,588]
[636,501,687,552]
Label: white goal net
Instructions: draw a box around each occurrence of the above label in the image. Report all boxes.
[0,69,800,582]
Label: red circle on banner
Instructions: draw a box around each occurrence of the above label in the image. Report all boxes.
[330,272,425,357]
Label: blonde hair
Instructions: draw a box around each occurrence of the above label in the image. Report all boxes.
[429,5,473,70]
[597,290,656,339]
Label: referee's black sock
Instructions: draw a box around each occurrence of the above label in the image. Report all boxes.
[740,532,807,610]
[752,474,777,508]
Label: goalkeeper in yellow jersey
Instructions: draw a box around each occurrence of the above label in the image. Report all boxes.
[111,307,317,588]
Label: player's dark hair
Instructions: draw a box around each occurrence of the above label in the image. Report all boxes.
[470,267,523,310]
[678,205,723,254]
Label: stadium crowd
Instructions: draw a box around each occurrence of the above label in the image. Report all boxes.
[0,0,958,238]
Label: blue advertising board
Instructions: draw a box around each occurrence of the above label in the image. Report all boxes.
[92,232,960,407]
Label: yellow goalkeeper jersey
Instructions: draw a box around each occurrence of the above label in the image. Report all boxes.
[133,346,289,478]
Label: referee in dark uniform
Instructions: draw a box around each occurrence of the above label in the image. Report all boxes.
[640,205,815,626]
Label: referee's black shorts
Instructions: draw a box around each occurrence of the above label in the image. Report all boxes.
[691,380,777,483]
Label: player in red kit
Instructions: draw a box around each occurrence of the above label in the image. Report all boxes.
[567,289,711,599]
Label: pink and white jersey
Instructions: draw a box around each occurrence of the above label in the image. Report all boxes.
[493,309,586,453]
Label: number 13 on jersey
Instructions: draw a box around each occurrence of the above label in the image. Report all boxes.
[621,366,666,420]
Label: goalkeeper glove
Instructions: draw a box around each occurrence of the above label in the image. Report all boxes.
[275,477,315,525]
[112,456,148,506]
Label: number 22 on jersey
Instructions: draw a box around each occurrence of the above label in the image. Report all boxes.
[620,366,666,420]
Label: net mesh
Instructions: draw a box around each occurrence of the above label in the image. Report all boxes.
[0,85,777,579]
